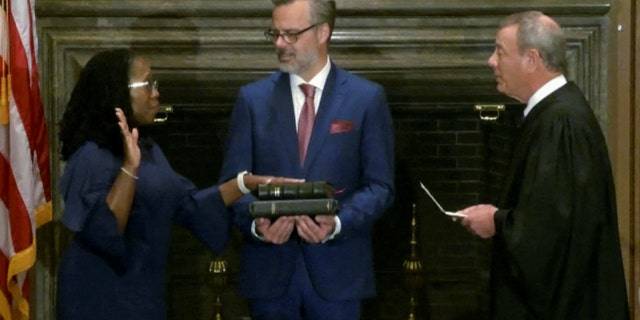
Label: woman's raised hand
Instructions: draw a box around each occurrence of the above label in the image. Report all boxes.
[115,108,140,169]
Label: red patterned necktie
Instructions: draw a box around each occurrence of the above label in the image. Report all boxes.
[298,84,316,165]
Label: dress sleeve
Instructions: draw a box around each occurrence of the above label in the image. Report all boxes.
[59,144,129,264]
[172,175,231,255]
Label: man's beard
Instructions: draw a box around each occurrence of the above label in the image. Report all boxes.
[276,48,317,76]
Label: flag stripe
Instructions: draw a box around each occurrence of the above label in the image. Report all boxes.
[0,0,12,314]
[0,152,32,255]
[9,0,50,202]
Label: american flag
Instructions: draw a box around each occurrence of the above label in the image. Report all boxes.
[0,0,51,319]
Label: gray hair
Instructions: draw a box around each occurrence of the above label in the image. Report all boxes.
[501,11,567,73]
[272,0,336,37]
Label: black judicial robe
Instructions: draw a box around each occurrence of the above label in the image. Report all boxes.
[491,82,630,320]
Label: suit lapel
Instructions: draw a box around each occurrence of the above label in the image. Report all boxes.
[271,73,302,169]
[304,64,346,169]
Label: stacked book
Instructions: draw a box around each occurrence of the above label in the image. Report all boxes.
[249,181,339,218]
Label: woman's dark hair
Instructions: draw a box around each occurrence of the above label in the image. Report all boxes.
[58,49,136,161]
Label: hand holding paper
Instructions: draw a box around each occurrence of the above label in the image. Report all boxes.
[419,181,466,218]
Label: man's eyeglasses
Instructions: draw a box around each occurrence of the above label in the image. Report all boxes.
[128,80,158,94]
[264,24,318,44]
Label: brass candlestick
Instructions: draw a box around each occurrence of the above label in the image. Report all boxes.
[402,203,425,320]
[403,203,423,273]
[208,257,228,320]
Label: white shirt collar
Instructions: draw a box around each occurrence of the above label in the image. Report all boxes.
[524,75,567,117]
[290,57,331,92]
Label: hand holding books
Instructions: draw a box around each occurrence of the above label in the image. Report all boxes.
[249,181,339,218]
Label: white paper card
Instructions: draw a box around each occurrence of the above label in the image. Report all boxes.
[419,181,466,218]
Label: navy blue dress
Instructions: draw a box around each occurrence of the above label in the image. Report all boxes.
[57,141,230,320]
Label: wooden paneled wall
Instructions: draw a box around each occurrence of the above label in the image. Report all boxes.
[32,1,632,319]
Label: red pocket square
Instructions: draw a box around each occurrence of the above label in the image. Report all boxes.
[330,120,354,134]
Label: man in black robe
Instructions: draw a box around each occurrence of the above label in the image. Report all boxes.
[457,11,630,320]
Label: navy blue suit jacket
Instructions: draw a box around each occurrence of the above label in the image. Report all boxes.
[219,64,395,300]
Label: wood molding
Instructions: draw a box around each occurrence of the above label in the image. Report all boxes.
[633,0,639,316]
[36,0,611,17]
[37,16,607,107]
[609,0,638,316]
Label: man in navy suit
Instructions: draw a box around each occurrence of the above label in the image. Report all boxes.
[218,0,395,319]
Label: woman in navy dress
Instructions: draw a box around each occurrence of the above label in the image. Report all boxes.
[56,49,294,319]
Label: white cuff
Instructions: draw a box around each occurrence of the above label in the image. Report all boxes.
[237,171,251,194]
[251,220,268,242]
[322,216,342,243]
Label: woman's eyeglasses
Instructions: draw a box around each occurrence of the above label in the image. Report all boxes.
[128,80,158,94]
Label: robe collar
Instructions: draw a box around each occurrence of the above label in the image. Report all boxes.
[524,74,567,118]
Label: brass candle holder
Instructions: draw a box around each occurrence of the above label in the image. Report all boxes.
[208,257,228,320]
[402,203,425,320]
[154,105,173,123]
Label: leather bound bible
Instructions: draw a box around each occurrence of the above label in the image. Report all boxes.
[249,198,339,218]
[253,181,334,200]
